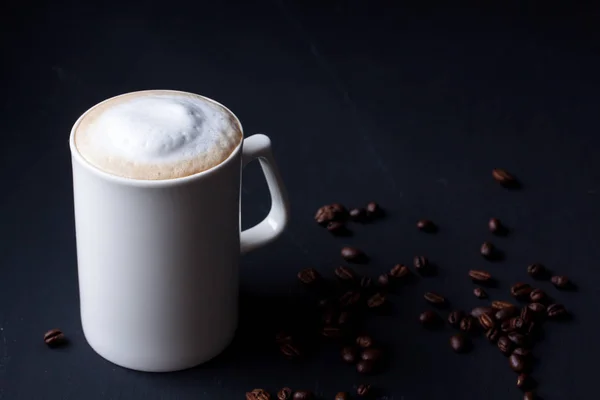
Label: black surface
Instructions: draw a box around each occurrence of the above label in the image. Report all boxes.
[1,1,600,399]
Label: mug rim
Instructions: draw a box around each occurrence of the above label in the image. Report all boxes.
[69,89,244,188]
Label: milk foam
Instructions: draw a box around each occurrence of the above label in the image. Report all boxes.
[75,91,243,180]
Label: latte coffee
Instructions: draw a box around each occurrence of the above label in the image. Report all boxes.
[74,90,243,180]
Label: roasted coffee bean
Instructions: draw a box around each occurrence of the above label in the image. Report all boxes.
[448,310,464,328]
[492,300,515,309]
[341,346,358,364]
[365,202,382,218]
[473,287,487,299]
[511,283,533,300]
[356,335,374,348]
[327,221,349,235]
[551,275,570,289]
[277,388,293,400]
[413,256,429,273]
[341,247,367,263]
[322,325,342,339]
[361,347,383,362]
[420,310,442,328]
[337,311,352,326]
[508,332,528,347]
[450,334,470,353]
[321,307,337,325]
[335,266,356,281]
[503,317,525,333]
[527,263,547,279]
[471,306,494,318]
[460,316,476,333]
[480,241,494,258]
[275,331,293,344]
[377,273,390,287]
[478,313,496,330]
[315,204,347,225]
[523,391,537,400]
[529,289,548,303]
[293,390,314,400]
[509,354,529,373]
[488,218,504,234]
[360,276,372,289]
[367,293,386,309]
[298,268,321,285]
[43,329,66,348]
[527,303,546,316]
[339,291,361,308]
[520,307,534,324]
[469,270,492,283]
[356,384,372,397]
[495,306,518,322]
[547,303,568,319]
[516,374,530,390]
[356,359,375,374]
[247,388,270,400]
[526,322,539,338]
[280,343,302,359]
[513,347,532,360]
[417,219,436,232]
[390,264,411,279]
[334,392,349,400]
[424,291,446,306]
[497,336,514,355]
[486,328,501,343]
[492,168,516,186]
[349,207,367,222]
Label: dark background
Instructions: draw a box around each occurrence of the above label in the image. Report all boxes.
[1,0,599,399]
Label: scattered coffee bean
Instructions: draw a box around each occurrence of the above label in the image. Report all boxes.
[480,241,494,258]
[508,332,528,348]
[448,310,464,328]
[247,388,270,400]
[275,330,292,344]
[547,303,568,319]
[365,202,382,218]
[527,263,547,279]
[488,217,504,234]
[327,221,349,235]
[341,247,367,263]
[420,310,442,329]
[335,266,357,281]
[377,273,390,287]
[473,287,487,299]
[526,322,539,338]
[356,335,374,348]
[527,303,546,317]
[279,342,302,359]
[511,283,533,300]
[516,374,530,390]
[460,316,476,333]
[529,289,548,303]
[492,168,517,187]
[512,347,532,360]
[503,317,526,333]
[520,307,535,324]
[471,306,494,318]
[315,204,347,225]
[367,293,386,309]
[349,208,367,222]
[486,328,501,343]
[478,313,496,330]
[360,276,372,289]
[361,347,383,362]
[497,336,514,355]
[495,306,518,322]
[551,275,570,289]
[334,392,349,400]
[524,391,537,400]
[450,334,471,353]
[341,346,358,364]
[293,390,314,400]
[417,219,437,232]
[297,268,321,285]
[43,329,66,348]
[338,311,352,326]
[356,384,372,397]
[322,325,342,339]
[390,264,411,279]
[424,291,446,306]
[413,256,429,273]
[492,300,516,310]
[339,291,361,308]
[356,359,375,374]
[509,354,529,373]
[277,388,293,400]
[469,270,492,283]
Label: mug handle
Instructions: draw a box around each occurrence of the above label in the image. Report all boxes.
[240,134,290,254]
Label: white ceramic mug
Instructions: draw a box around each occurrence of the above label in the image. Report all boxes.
[69,92,290,372]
